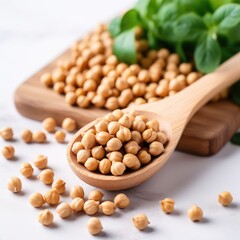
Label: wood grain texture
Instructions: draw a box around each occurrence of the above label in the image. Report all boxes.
[14,50,240,156]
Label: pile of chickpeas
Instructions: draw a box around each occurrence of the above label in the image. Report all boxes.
[71,110,167,175]
[40,24,209,110]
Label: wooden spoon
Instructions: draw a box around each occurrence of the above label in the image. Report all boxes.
[67,53,240,190]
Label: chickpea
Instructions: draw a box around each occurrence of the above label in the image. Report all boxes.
[166,62,179,72]
[88,54,105,68]
[112,109,124,120]
[156,132,168,144]
[97,84,111,98]
[29,192,45,208]
[158,48,170,59]
[106,151,123,162]
[156,81,169,97]
[38,209,54,226]
[77,95,91,108]
[107,121,121,135]
[114,193,130,209]
[105,97,119,110]
[132,214,149,230]
[90,41,104,55]
[70,185,84,199]
[64,84,76,94]
[20,162,34,178]
[124,141,141,155]
[65,74,76,85]
[149,141,164,156]
[52,68,65,83]
[38,169,54,185]
[52,179,66,194]
[122,68,134,80]
[132,118,146,133]
[83,200,99,215]
[118,114,133,129]
[84,157,99,171]
[137,150,151,164]
[160,198,175,214]
[111,161,126,176]
[218,191,233,206]
[105,138,122,152]
[149,68,163,82]
[134,98,147,105]
[92,95,106,107]
[77,149,91,164]
[71,142,84,155]
[187,205,203,222]
[186,72,199,85]
[88,190,104,202]
[65,92,77,105]
[179,63,192,75]
[95,119,108,132]
[34,154,48,169]
[56,202,73,218]
[115,77,129,91]
[2,145,15,159]
[123,153,140,168]
[127,76,138,86]
[99,201,116,216]
[142,129,157,143]
[21,129,32,143]
[164,71,178,81]
[7,177,22,193]
[1,127,13,141]
[167,53,180,65]
[32,131,46,143]
[81,132,96,149]
[132,83,146,97]
[146,119,159,132]
[99,158,112,174]
[115,126,132,142]
[62,117,77,132]
[115,63,128,75]
[87,217,103,235]
[54,130,66,143]
[76,74,85,87]
[131,131,143,144]
[40,73,53,87]
[91,146,105,160]
[70,197,84,212]
[96,131,112,145]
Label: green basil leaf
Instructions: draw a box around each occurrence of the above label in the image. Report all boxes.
[113,28,137,65]
[227,22,240,43]
[230,81,240,105]
[209,0,233,10]
[174,13,207,42]
[213,3,240,33]
[157,2,180,24]
[147,31,159,49]
[121,9,141,32]
[109,17,122,37]
[176,42,187,62]
[135,0,160,18]
[231,132,240,145]
[194,33,221,73]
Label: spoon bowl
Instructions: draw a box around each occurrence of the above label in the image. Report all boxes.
[67,53,240,190]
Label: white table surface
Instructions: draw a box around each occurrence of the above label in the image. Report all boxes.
[1,1,240,239]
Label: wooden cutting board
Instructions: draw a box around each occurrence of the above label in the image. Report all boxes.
[14,50,240,156]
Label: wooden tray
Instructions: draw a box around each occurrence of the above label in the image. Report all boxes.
[14,50,240,156]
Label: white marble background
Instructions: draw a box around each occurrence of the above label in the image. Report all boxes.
[0,0,240,239]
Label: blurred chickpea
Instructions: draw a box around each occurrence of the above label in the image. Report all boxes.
[167,54,180,65]
[179,63,192,75]
[132,83,146,97]
[21,129,32,143]
[62,118,77,132]
[186,72,199,85]
[2,145,15,159]
[135,98,147,105]
[105,97,119,110]
[33,131,46,143]
[115,63,128,75]
[53,82,65,94]
[158,48,170,59]
[52,68,65,83]
[42,117,56,133]
[40,73,53,87]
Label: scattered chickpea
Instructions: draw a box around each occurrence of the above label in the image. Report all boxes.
[70,185,84,199]
[54,130,66,143]
[38,169,54,185]
[7,177,22,193]
[44,189,60,205]
[32,131,46,143]
[160,198,175,214]
[218,191,233,206]
[88,190,104,202]
[70,197,84,212]
[99,201,116,216]
[42,117,57,132]
[132,214,149,231]
[187,205,203,222]
[2,145,15,159]
[62,117,77,132]
[77,149,91,164]
[20,162,34,178]
[21,129,32,143]
[87,217,103,235]
[0,127,13,141]
[56,202,73,218]
[38,209,54,226]
[52,179,66,194]
[34,154,48,169]
[40,73,52,87]
[29,192,45,208]
[114,193,130,209]
[83,200,99,215]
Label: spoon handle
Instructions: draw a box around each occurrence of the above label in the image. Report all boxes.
[142,52,240,124]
